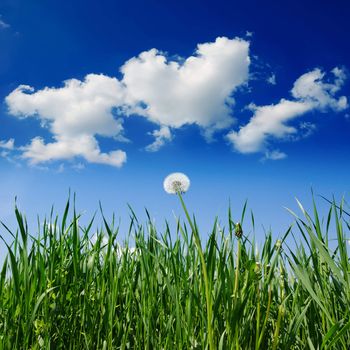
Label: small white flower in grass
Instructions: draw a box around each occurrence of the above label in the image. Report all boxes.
[163,172,190,194]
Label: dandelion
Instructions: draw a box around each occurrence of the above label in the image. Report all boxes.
[163,172,190,194]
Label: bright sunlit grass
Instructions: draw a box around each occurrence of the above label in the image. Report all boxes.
[0,193,349,349]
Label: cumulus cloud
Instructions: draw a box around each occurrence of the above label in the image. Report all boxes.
[291,68,348,111]
[21,135,126,167]
[6,74,127,167]
[121,37,250,135]
[145,126,172,152]
[227,68,347,155]
[227,100,312,153]
[6,75,126,136]
[4,37,348,166]
[5,37,250,167]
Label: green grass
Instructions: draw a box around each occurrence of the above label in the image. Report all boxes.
[0,194,349,349]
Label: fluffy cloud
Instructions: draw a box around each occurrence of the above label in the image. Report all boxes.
[227,68,347,155]
[145,126,173,152]
[227,100,312,153]
[6,75,126,137]
[5,37,250,166]
[6,74,127,167]
[291,68,347,111]
[4,37,348,167]
[21,135,126,167]
[121,37,250,135]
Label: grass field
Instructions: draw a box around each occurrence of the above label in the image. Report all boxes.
[0,194,349,349]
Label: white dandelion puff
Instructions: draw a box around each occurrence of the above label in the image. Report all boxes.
[163,172,190,194]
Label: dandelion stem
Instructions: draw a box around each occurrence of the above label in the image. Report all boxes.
[177,192,215,350]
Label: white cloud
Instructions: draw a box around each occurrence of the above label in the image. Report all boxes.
[20,135,126,167]
[0,139,20,165]
[263,150,287,161]
[291,68,348,111]
[5,38,348,166]
[6,75,126,137]
[121,37,250,134]
[145,126,172,152]
[6,74,127,167]
[267,73,276,85]
[227,68,347,154]
[0,139,15,163]
[6,37,250,166]
[0,138,15,150]
[227,100,312,153]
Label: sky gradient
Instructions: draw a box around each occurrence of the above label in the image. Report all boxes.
[0,0,349,245]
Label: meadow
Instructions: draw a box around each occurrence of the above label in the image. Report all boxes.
[0,194,349,349]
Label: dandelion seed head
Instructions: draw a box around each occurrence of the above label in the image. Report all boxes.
[163,172,190,194]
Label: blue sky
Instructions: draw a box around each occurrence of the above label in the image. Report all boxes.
[0,0,349,245]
